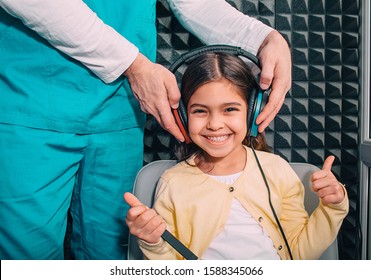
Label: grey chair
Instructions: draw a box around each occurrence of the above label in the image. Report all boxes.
[127,160,338,260]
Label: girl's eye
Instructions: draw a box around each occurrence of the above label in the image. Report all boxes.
[225,107,238,112]
[191,108,206,114]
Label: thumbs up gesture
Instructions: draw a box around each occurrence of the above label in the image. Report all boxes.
[124,192,166,244]
[311,156,345,205]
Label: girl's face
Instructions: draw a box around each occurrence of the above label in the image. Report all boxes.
[187,79,247,166]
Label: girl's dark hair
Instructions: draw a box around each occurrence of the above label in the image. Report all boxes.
[175,52,270,162]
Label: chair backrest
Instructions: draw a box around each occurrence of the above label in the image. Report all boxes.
[289,163,338,259]
[127,160,177,260]
[127,160,338,260]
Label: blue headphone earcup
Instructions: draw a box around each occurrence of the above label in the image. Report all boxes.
[247,83,268,137]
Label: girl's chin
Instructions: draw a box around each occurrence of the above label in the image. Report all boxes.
[202,147,233,159]
[202,144,245,159]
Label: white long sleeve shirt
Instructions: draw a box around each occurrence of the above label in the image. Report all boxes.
[0,0,273,83]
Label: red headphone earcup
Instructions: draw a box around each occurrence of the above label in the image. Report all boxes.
[172,108,192,144]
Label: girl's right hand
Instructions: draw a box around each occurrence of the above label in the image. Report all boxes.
[124,192,166,244]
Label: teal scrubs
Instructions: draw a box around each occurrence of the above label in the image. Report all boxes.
[0,0,156,259]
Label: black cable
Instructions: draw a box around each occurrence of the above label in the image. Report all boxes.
[250,137,294,260]
[161,230,198,260]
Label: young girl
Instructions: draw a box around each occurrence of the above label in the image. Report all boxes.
[124,53,349,260]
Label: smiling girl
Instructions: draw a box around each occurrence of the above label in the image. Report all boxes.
[125,53,348,260]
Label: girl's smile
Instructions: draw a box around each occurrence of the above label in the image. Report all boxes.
[203,134,232,143]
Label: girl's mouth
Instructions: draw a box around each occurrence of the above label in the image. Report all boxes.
[205,134,231,142]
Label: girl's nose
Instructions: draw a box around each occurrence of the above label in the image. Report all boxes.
[206,114,224,130]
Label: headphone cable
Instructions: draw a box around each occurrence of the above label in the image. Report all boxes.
[161,230,198,260]
[250,137,294,260]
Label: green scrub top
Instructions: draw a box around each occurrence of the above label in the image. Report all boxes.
[0,0,157,134]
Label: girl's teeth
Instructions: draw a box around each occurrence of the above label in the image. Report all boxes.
[207,135,228,142]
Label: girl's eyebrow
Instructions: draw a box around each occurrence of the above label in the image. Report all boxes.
[189,102,243,108]
[223,102,243,107]
[189,103,207,109]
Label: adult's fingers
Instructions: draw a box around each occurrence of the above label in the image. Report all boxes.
[164,72,181,109]
[157,105,185,142]
[259,58,274,90]
[256,87,285,132]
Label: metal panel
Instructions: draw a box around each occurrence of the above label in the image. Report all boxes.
[360,0,371,260]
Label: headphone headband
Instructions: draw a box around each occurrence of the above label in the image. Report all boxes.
[169,45,261,73]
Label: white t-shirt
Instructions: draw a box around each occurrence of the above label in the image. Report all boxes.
[202,172,280,260]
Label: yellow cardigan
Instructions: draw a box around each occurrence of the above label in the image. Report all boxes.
[139,146,349,260]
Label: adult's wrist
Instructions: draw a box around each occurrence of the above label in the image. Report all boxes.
[123,52,147,79]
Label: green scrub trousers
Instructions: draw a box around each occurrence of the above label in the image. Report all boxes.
[0,123,143,259]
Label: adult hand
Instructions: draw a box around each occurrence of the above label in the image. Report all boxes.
[124,192,166,244]
[124,53,185,142]
[311,156,345,205]
[256,30,292,133]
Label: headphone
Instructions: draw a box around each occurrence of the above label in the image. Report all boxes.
[169,45,270,144]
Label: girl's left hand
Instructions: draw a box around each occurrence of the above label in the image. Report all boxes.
[311,155,345,205]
